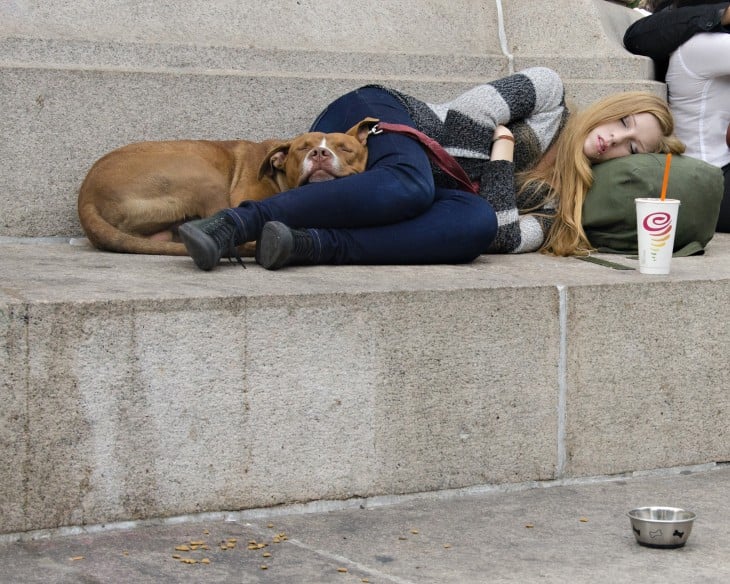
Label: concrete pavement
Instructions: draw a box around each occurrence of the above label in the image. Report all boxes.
[1,464,728,583]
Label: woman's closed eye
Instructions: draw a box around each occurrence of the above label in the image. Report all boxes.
[621,117,639,154]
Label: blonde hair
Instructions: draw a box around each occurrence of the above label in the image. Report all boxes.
[519,92,685,256]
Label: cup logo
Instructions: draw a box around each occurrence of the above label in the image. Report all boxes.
[642,211,673,260]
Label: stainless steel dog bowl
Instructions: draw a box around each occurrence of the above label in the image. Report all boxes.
[628,506,696,548]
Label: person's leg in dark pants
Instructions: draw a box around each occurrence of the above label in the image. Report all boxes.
[226,86,436,237]
[309,188,497,265]
[180,86,440,269]
[716,164,730,232]
[256,188,498,268]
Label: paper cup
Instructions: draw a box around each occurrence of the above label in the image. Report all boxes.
[635,198,680,275]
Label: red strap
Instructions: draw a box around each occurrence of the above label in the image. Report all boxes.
[371,122,479,195]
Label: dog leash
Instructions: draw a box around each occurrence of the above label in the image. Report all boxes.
[369,122,479,195]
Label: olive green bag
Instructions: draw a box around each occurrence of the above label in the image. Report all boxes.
[582,154,723,256]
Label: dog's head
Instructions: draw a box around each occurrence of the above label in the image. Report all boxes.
[258,117,378,191]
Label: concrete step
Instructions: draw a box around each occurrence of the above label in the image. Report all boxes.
[2,235,729,535]
[0,0,656,238]
[0,61,660,240]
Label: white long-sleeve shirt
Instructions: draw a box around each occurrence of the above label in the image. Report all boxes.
[666,32,730,169]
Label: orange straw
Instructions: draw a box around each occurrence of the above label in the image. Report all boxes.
[660,153,672,201]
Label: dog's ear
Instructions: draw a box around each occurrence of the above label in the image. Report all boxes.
[258,143,291,181]
[346,117,379,145]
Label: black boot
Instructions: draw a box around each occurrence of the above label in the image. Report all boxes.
[255,221,317,270]
[179,211,241,271]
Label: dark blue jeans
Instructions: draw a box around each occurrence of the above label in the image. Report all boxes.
[225,86,498,264]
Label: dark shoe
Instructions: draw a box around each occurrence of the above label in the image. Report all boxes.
[256,221,316,270]
[179,211,241,271]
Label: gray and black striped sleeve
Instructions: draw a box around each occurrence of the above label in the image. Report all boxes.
[479,161,555,253]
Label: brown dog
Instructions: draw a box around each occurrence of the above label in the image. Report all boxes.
[77,118,377,255]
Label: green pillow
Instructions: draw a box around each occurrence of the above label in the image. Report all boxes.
[582,154,723,256]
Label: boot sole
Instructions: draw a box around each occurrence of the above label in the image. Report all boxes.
[179,222,222,271]
[256,222,293,270]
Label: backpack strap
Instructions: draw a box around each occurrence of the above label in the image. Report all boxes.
[370,122,479,195]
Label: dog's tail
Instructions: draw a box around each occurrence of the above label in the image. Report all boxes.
[77,183,189,256]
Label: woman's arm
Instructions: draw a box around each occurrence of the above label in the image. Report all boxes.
[478,126,554,253]
[479,165,554,253]
[434,67,566,162]
[623,3,730,60]
[460,70,565,254]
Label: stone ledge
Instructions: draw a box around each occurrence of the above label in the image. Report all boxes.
[0,0,660,239]
[5,65,659,240]
[1,235,728,534]
[3,234,729,301]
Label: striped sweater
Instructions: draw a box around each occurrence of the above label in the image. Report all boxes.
[374,67,568,253]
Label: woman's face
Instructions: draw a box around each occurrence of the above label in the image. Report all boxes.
[583,113,663,163]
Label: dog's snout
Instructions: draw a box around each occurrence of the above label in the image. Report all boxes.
[308,147,332,160]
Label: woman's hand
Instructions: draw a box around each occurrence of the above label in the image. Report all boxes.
[491,125,514,162]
